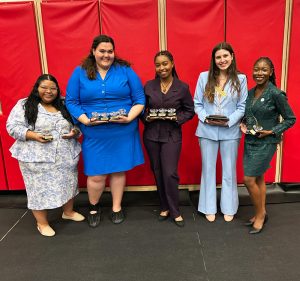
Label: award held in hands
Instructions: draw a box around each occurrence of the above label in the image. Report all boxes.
[206,115,229,122]
[41,127,53,141]
[148,109,159,119]
[91,109,127,122]
[206,91,229,122]
[241,114,263,136]
[147,108,177,121]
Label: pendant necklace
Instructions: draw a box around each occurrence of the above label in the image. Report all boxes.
[160,78,173,93]
[215,76,228,98]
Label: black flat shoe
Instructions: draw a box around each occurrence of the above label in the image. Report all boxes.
[158,213,170,221]
[88,203,101,228]
[174,218,185,228]
[111,209,125,224]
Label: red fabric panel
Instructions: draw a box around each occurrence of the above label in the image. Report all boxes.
[41,0,100,92]
[166,0,225,184]
[101,0,159,185]
[0,117,8,190]
[227,0,286,183]
[0,2,42,190]
[281,0,300,182]
[41,0,100,187]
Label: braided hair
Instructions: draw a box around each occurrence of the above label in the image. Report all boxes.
[154,50,179,79]
[254,57,277,86]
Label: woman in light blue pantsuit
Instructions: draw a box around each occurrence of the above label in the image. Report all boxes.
[194,42,248,222]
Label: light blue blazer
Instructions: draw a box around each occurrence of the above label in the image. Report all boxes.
[194,71,248,141]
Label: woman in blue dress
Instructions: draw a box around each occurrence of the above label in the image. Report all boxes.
[66,35,145,227]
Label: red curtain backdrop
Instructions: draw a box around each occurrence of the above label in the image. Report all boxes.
[226,0,286,183]
[41,0,100,92]
[0,125,8,190]
[166,0,225,184]
[0,0,299,190]
[281,0,300,182]
[41,0,100,187]
[0,2,42,190]
[101,0,160,185]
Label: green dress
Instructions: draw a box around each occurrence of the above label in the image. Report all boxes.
[243,82,296,176]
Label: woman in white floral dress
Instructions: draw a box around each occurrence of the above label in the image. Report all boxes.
[6,74,84,237]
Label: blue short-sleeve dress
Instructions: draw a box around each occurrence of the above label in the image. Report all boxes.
[66,64,145,176]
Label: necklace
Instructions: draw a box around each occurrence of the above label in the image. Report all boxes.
[160,79,173,93]
[215,86,227,97]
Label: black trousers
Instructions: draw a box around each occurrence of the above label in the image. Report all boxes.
[143,137,182,218]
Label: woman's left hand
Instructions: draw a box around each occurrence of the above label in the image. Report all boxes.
[257,130,273,138]
[61,128,81,139]
[109,115,133,124]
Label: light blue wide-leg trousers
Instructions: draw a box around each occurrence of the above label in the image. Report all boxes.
[198,138,239,215]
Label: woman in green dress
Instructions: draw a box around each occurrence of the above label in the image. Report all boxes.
[240,57,296,234]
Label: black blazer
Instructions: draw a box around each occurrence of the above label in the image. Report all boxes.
[143,77,194,142]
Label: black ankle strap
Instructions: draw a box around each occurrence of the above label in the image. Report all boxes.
[89,203,100,212]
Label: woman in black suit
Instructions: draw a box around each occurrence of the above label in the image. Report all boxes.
[143,50,194,227]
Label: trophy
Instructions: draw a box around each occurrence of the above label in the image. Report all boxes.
[206,101,228,122]
[167,108,176,117]
[147,108,177,121]
[108,111,118,121]
[41,127,53,141]
[91,109,128,122]
[100,113,109,121]
[118,108,127,117]
[60,124,70,136]
[91,112,100,120]
[148,109,158,119]
[165,108,177,120]
[241,114,263,136]
[215,101,225,116]
[108,109,128,121]
[158,108,167,118]
[91,111,109,121]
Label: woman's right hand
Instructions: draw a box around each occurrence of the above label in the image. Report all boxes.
[240,122,248,134]
[26,131,53,143]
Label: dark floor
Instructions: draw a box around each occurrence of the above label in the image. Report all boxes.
[0,186,300,281]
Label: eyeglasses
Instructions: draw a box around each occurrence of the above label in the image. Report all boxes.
[39,85,58,92]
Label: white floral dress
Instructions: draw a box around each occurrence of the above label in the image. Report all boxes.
[6,99,81,210]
